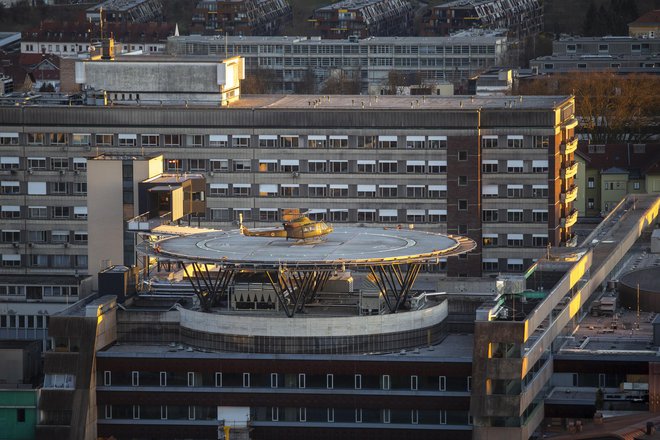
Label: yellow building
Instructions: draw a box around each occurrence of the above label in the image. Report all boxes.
[628,9,660,38]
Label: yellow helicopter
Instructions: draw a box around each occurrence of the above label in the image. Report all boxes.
[239,209,333,241]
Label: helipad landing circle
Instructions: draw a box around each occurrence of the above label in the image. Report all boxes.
[145,226,474,268]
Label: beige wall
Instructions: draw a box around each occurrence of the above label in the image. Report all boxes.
[87,159,124,288]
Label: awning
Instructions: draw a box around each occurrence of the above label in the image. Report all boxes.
[406,160,425,166]
[406,136,425,141]
[209,135,228,142]
[280,159,299,166]
[357,184,376,191]
[378,136,397,142]
[308,135,326,141]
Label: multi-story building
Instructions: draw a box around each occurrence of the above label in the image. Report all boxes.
[86,0,163,24]
[575,143,660,218]
[191,0,291,36]
[421,0,543,39]
[530,36,660,74]
[20,21,175,57]
[167,32,508,92]
[628,9,660,38]
[310,0,413,39]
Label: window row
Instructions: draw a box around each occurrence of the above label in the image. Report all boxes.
[0,254,88,269]
[0,314,50,329]
[0,156,87,171]
[481,135,549,149]
[102,371,471,392]
[100,405,471,426]
[482,159,549,174]
[0,284,78,298]
[482,258,528,272]
[208,183,448,199]
[482,184,549,199]
[208,208,448,224]
[0,230,87,245]
[481,233,549,248]
[167,158,448,174]
[1,181,86,196]
[0,206,87,220]
[481,209,549,224]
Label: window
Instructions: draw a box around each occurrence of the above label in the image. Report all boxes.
[51,158,68,170]
[187,135,203,147]
[633,182,641,190]
[379,161,398,173]
[271,407,279,421]
[73,158,87,171]
[95,134,113,146]
[533,235,548,247]
[533,136,549,149]
[2,255,21,267]
[258,160,277,172]
[406,161,425,173]
[329,210,348,222]
[243,373,250,388]
[215,372,222,387]
[482,209,498,222]
[482,160,498,173]
[73,207,87,219]
[27,157,46,170]
[507,136,523,148]
[209,184,228,196]
[187,372,195,387]
[427,185,446,198]
[280,184,299,197]
[507,185,523,198]
[411,409,418,424]
[160,372,167,387]
[381,375,390,390]
[118,134,137,147]
[428,161,446,173]
[298,373,306,389]
[379,209,398,223]
[308,185,327,197]
[411,375,418,391]
[259,135,278,148]
[382,409,390,423]
[132,371,139,386]
[406,136,425,149]
[588,198,595,209]
[280,136,299,148]
[329,136,348,148]
[355,408,362,423]
[406,185,425,198]
[259,209,278,222]
[380,185,398,198]
[357,160,376,173]
[406,209,425,223]
[28,206,47,219]
[308,160,326,172]
[507,259,524,271]
[270,373,278,388]
[329,160,348,173]
[329,185,348,197]
[458,175,468,186]
[188,159,205,171]
[0,157,19,169]
[17,408,25,423]
[467,376,472,391]
[50,182,68,195]
[327,374,334,389]
[210,159,228,172]
[71,133,90,146]
[428,136,447,149]
[1,230,20,243]
[357,136,376,149]
[51,231,69,243]
[532,160,548,173]
[307,135,326,148]
[164,134,180,147]
[507,234,523,247]
[458,200,468,210]
[299,408,307,422]
[357,185,376,198]
[587,177,595,188]
[280,160,299,173]
[357,209,376,222]
[532,210,548,222]
[233,160,251,172]
[52,206,70,219]
[27,133,44,145]
[507,160,523,173]
[532,185,548,198]
[50,133,67,145]
[482,136,498,148]
[458,151,468,161]
[354,374,362,389]
[507,210,523,222]
[1,181,20,194]
[141,135,159,147]
[0,133,19,145]
[483,259,499,271]
[104,371,111,386]
[378,136,397,149]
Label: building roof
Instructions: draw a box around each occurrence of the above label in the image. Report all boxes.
[316,0,397,11]
[578,143,660,176]
[629,9,660,26]
[87,0,156,12]
[23,21,175,44]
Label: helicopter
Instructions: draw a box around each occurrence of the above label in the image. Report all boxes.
[239,209,334,241]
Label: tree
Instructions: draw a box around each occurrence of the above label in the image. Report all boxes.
[320,69,360,95]
[516,72,660,143]
[241,65,278,94]
[294,68,316,94]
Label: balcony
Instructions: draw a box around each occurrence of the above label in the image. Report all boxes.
[561,185,578,204]
[127,211,172,232]
[562,117,579,130]
[561,161,578,179]
[561,209,578,228]
[562,232,578,247]
[561,137,578,155]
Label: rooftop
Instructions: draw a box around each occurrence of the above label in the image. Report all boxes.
[317,0,396,11]
[629,9,660,26]
[88,0,157,12]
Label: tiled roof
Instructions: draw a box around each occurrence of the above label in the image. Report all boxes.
[22,21,175,44]
[629,9,660,26]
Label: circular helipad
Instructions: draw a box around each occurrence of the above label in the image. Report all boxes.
[144,227,475,268]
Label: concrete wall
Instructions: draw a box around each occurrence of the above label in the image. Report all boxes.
[178,300,448,338]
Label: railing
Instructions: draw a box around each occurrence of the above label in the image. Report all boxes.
[561,137,578,155]
[127,211,172,232]
[561,209,579,228]
[561,185,578,204]
[562,161,578,179]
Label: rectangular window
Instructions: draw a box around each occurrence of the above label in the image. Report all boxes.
[271,407,279,421]
[1,181,20,194]
[243,373,250,388]
[379,161,398,173]
[439,376,446,391]
[533,210,548,222]
[329,185,348,197]
[411,409,418,424]
[329,136,348,149]
[164,134,180,147]
[355,374,362,389]
[299,407,307,422]
[355,408,362,423]
[1,230,20,243]
[209,135,228,148]
[104,371,111,386]
[327,408,334,422]
[533,235,548,247]
[0,157,19,169]
[357,136,376,149]
[458,199,468,210]
[50,133,67,145]
[467,376,472,391]
[50,182,68,195]
[507,185,523,198]
[27,133,44,145]
[96,134,113,146]
[210,159,229,172]
[141,135,159,147]
[532,160,548,173]
[428,136,447,149]
[326,374,334,389]
[0,132,19,145]
[378,135,397,149]
[507,136,523,148]
[118,134,137,147]
[532,185,548,198]
[105,405,112,420]
[188,406,195,421]
[270,373,278,388]
[482,136,498,148]
[308,185,327,197]
[298,373,306,389]
[411,375,418,390]
[382,409,390,424]
[507,234,524,247]
[160,372,167,387]
[381,375,390,390]
[72,133,90,146]
[507,210,524,222]
[188,134,203,147]
[27,157,46,170]
[307,135,326,149]
[428,160,447,173]
[507,160,524,173]
[482,160,498,173]
[187,372,195,387]
[507,259,524,271]
[131,371,139,387]
[458,151,468,161]
[280,136,299,148]
[215,372,222,387]
[482,209,498,222]
[406,136,425,149]
[233,159,251,172]
[329,160,348,173]
[588,177,595,188]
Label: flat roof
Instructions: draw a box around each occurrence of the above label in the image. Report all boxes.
[144,227,474,267]
[98,333,474,361]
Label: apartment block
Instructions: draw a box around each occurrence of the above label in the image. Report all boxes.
[167,32,508,92]
[86,0,163,24]
[421,0,543,39]
[310,0,414,39]
[530,36,660,74]
[191,0,291,36]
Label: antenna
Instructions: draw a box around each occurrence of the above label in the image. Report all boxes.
[239,213,245,234]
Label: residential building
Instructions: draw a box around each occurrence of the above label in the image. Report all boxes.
[628,9,660,38]
[575,143,660,218]
[166,32,508,92]
[191,0,291,36]
[310,0,414,39]
[20,21,175,57]
[421,0,543,39]
[530,36,660,74]
[86,0,163,24]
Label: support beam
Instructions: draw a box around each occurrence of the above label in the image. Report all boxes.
[368,263,422,313]
[183,263,235,312]
[266,269,332,318]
